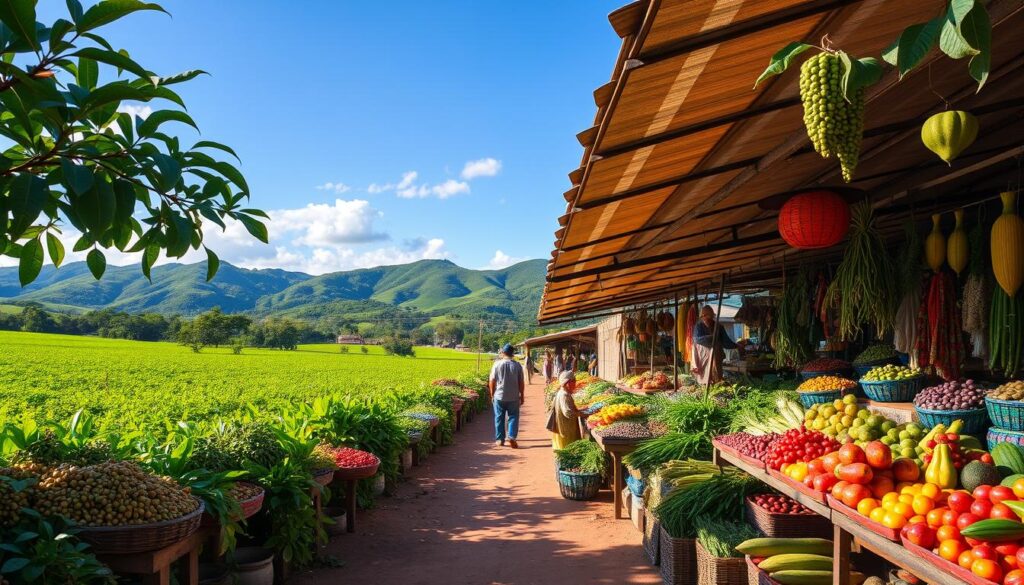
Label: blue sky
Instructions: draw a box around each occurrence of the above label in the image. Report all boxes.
[35,1,623,274]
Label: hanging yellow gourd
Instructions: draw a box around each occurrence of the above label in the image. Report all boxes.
[991,191,1024,296]
[947,209,969,275]
[925,213,946,272]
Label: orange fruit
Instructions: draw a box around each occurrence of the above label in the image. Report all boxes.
[937,525,961,542]
[921,483,941,499]
[909,514,927,525]
[857,498,879,516]
[869,507,886,523]
[939,539,968,562]
[912,495,936,515]
[1013,478,1024,500]
[893,502,915,519]
[926,507,947,529]
[882,511,908,529]
[898,493,915,505]
[960,549,979,569]
[971,558,1004,581]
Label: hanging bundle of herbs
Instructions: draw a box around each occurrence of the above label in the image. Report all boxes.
[916,270,964,381]
[774,267,814,368]
[894,221,925,358]
[824,202,898,340]
[963,218,989,359]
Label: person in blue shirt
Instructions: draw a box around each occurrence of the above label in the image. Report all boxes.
[488,343,525,448]
[691,305,737,385]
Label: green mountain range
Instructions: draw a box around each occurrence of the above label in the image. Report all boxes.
[0,258,546,321]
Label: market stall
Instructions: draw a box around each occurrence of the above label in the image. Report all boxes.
[540,0,1024,583]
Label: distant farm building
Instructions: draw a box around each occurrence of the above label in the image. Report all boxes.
[336,334,365,344]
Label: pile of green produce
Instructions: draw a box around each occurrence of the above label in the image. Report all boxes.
[853,344,899,365]
[695,516,759,558]
[554,440,607,476]
[655,465,764,538]
[860,364,922,382]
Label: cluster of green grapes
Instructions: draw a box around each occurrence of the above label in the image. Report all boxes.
[799,51,865,182]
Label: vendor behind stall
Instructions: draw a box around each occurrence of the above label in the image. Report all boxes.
[690,305,737,385]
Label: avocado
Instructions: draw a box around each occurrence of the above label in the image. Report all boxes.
[961,460,1002,492]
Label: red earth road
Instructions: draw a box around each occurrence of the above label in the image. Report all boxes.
[293,379,661,585]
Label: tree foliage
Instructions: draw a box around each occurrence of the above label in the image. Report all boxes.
[0,0,267,286]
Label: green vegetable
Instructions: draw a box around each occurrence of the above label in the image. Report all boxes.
[624,433,710,474]
[654,468,764,538]
[554,440,608,476]
[695,515,758,558]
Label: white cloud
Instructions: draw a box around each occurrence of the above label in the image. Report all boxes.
[431,180,470,199]
[397,171,417,190]
[118,104,153,119]
[314,181,351,194]
[485,250,527,270]
[271,199,386,246]
[461,158,501,180]
[237,238,449,275]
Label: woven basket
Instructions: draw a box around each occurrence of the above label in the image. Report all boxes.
[201,483,265,528]
[334,460,380,481]
[746,556,781,585]
[986,397,1024,432]
[799,369,848,381]
[556,469,601,500]
[860,376,924,402]
[78,499,204,554]
[988,426,1024,451]
[658,527,696,585]
[853,358,899,377]
[696,541,746,585]
[798,388,848,408]
[744,495,831,539]
[313,469,335,486]
[915,405,989,435]
[643,508,661,566]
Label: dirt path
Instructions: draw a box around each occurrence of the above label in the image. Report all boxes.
[293,380,661,585]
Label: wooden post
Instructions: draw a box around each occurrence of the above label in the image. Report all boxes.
[476,319,483,372]
[672,294,679,387]
[707,274,727,391]
[833,524,851,585]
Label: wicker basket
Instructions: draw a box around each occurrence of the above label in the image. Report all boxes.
[78,499,204,554]
[986,397,1024,432]
[659,527,696,585]
[643,508,661,566]
[988,426,1024,451]
[556,469,602,500]
[746,556,780,585]
[799,369,848,381]
[334,460,380,481]
[201,483,265,527]
[744,495,831,539]
[915,405,989,435]
[797,388,850,408]
[696,541,746,585]
[860,376,924,402]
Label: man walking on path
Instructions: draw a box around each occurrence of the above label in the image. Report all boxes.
[489,343,525,448]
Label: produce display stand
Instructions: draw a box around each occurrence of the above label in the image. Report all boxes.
[592,432,641,520]
[715,446,974,585]
[332,462,380,534]
[95,531,204,585]
[615,383,674,396]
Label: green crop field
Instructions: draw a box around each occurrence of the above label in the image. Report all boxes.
[0,331,488,428]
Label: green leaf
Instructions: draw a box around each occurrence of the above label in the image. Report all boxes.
[66,0,83,22]
[238,214,268,244]
[949,0,975,24]
[141,243,159,280]
[78,180,117,234]
[76,0,167,34]
[18,238,43,286]
[891,18,943,77]
[193,140,240,162]
[151,153,182,191]
[960,2,991,90]
[205,247,219,281]
[76,56,99,89]
[7,174,47,238]
[86,248,106,279]
[46,232,65,268]
[0,0,39,50]
[754,42,812,88]
[939,7,978,59]
[838,52,882,101]
[60,159,94,195]
[81,82,148,112]
[154,69,207,86]
[72,47,152,81]
[138,109,198,137]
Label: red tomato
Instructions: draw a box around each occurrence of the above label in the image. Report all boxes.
[942,509,959,527]
[957,513,982,531]
[971,499,994,519]
[905,522,936,549]
[949,491,976,514]
[973,544,999,561]
[992,486,1016,504]
[992,503,1017,521]
[996,543,1021,557]
[813,473,838,493]
[1005,569,1024,585]
[973,485,993,501]
[1016,548,1024,569]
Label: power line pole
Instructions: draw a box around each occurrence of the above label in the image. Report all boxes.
[476,318,484,372]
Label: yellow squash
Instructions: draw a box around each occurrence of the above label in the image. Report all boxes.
[947,209,969,275]
[921,110,978,164]
[992,191,1024,296]
[924,214,946,272]
[925,443,958,489]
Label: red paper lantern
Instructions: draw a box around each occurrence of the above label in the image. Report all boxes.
[777,190,851,249]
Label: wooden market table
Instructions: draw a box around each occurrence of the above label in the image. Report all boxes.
[713,446,973,585]
[95,531,204,585]
[592,432,642,520]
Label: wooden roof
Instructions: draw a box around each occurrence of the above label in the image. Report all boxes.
[539,0,1024,324]
[521,325,599,348]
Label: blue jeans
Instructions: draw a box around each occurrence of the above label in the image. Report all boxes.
[493,399,520,442]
